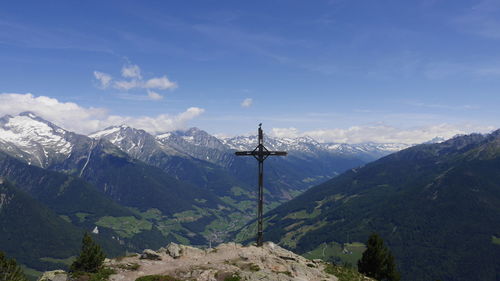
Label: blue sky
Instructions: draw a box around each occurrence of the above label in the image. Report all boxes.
[0,0,499,143]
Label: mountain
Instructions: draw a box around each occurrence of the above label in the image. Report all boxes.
[0,114,246,262]
[0,112,88,168]
[89,125,251,200]
[249,130,500,281]
[90,125,403,203]
[0,112,414,276]
[0,178,83,271]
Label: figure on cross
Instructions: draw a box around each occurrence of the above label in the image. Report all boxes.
[235,123,287,246]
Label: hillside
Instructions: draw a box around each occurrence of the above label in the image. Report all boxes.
[247,130,500,281]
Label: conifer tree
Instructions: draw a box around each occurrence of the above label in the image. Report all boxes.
[70,232,106,273]
[0,251,28,281]
[358,233,400,281]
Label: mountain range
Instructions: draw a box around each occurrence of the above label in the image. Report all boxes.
[248,129,500,281]
[0,112,408,275]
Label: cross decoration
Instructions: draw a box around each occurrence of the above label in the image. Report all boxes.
[235,123,287,246]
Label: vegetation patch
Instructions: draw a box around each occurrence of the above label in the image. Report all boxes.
[230,186,250,197]
[115,262,140,271]
[280,221,327,248]
[40,256,76,267]
[492,235,500,245]
[304,242,366,267]
[75,212,91,222]
[284,209,321,220]
[96,216,152,238]
[277,271,293,277]
[71,267,116,281]
[222,272,241,281]
[324,263,372,281]
[59,215,72,223]
[134,274,183,281]
[20,265,42,281]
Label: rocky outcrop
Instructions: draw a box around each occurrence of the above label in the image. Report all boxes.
[36,242,350,281]
[140,249,162,260]
[106,242,339,281]
[37,270,68,281]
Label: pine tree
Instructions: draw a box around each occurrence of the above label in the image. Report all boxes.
[358,233,400,281]
[0,251,28,281]
[70,232,106,273]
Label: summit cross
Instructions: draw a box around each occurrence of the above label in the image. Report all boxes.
[235,123,287,246]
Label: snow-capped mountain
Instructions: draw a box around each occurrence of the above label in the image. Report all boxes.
[221,134,410,159]
[89,125,182,159]
[0,112,87,167]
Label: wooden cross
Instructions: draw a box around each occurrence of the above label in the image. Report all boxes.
[235,123,287,246]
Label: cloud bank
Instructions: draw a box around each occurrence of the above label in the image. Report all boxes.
[270,124,495,144]
[0,93,204,135]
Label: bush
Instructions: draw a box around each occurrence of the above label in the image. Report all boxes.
[358,233,400,281]
[0,251,28,281]
[70,232,106,273]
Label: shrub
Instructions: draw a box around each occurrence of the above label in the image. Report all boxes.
[358,233,400,281]
[70,232,106,273]
[0,251,28,281]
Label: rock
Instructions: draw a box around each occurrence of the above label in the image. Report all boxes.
[140,249,162,260]
[166,242,182,258]
[107,242,341,281]
[37,270,68,281]
[180,244,204,256]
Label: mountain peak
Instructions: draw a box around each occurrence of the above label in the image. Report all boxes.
[18,111,38,119]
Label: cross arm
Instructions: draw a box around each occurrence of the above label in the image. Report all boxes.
[268,151,287,156]
[235,151,255,156]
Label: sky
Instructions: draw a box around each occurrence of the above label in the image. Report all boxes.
[0,0,499,144]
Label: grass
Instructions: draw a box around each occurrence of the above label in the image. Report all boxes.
[230,186,251,197]
[71,267,116,281]
[59,214,72,223]
[95,216,152,238]
[223,273,241,281]
[492,235,500,245]
[284,209,321,220]
[20,265,43,281]
[135,275,183,281]
[303,242,366,267]
[75,212,91,222]
[280,221,327,248]
[324,263,373,281]
[115,262,140,271]
[39,256,76,266]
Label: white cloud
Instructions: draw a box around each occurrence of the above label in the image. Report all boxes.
[0,93,204,135]
[270,124,495,144]
[147,90,163,100]
[241,98,253,108]
[114,80,141,90]
[93,71,112,88]
[270,127,299,138]
[121,64,141,79]
[95,64,178,95]
[144,76,177,90]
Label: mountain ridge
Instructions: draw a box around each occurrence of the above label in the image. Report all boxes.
[252,129,500,281]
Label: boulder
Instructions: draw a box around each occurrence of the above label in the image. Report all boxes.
[37,270,68,281]
[140,249,162,260]
[166,242,182,259]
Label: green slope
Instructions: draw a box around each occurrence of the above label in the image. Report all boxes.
[252,130,500,281]
[0,179,82,271]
